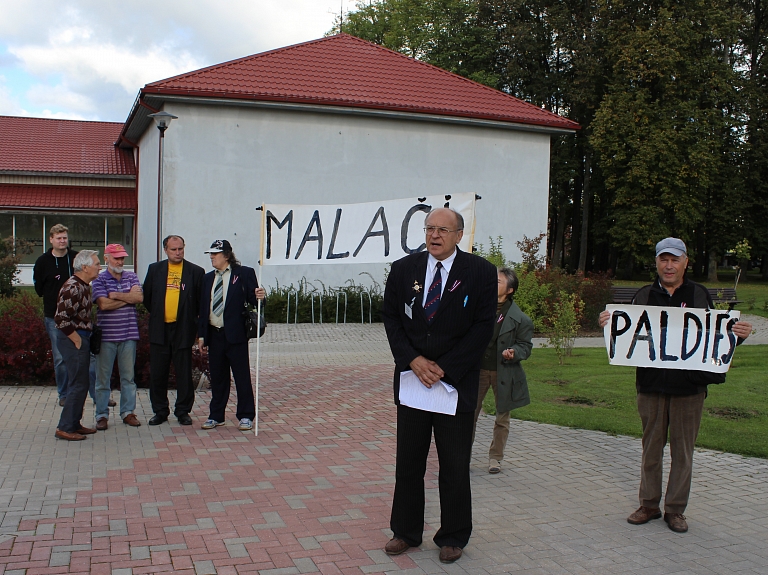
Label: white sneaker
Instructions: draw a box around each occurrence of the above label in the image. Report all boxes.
[202,419,224,430]
[238,418,253,431]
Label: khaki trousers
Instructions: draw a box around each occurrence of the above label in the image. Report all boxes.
[637,392,706,515]
[472,369,510,462]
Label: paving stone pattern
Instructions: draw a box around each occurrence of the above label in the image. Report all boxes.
[0,324,767,574]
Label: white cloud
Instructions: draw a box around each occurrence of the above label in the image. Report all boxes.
[0,0,358,120]
[12,31,203,94]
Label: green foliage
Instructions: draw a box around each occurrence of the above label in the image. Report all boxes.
[0,237,31,298]
[474,236,510,268]
[513,267,550,332]
[333,0,499,86]
[337,0,768,276]
[546,291,581,364]
[264,276,383,324]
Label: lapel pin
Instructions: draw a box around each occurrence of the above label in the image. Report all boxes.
[449,280,462,292]
[413,281,422,292]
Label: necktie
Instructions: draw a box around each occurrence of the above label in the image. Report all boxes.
[424,262,443,324]
[212,272,224,316]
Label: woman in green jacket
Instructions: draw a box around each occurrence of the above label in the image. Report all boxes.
[472,267,534,474]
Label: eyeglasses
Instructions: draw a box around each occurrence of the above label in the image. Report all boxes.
[424,226,461,236]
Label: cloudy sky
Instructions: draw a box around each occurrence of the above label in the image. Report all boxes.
[0,0,357,122]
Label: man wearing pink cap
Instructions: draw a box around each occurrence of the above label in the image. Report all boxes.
[92,244,143,429]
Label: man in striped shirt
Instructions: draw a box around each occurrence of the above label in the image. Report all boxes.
[92,244,143,430]
[54,250,101,441]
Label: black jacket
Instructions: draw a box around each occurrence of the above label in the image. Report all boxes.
[382,248,497,412]
[198,264,259,346]
[142,259,205,347]
[633,277,726,395]
[33,248,78,318]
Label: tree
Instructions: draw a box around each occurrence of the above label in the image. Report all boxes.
[332,0,499,86]
[590,0,743,273]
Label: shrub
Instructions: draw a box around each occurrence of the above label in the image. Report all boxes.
[0,237,32,298]
[474,236,510,268]
[0,292,53,383]
[547,291,582,365]
[264,275,383,324]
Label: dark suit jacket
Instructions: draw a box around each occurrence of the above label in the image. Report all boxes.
[198,264,259,346]
[382,248,497,412]
[142,259,205,347]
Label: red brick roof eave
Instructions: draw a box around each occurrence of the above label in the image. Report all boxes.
[140,87,580,131]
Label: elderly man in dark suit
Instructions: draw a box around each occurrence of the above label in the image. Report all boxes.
[382,207,497,564]
[198,240,265,432]
[142,235,205,426]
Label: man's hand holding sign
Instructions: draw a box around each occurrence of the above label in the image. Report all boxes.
[597,238,751,535]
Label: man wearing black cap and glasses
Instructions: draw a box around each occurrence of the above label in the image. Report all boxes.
[198,240,265,432]
[599,237,752,533]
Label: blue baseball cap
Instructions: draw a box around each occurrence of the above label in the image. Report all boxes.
[656,237,687,257]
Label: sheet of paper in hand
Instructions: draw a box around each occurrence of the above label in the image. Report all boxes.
[399,370,458,415]
[603,305,740,372]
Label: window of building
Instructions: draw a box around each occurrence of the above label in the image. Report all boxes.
[0,212,134,266]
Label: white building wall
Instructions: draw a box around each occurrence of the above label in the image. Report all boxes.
[136,102,551,289]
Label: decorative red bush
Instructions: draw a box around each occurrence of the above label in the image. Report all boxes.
[0,292,54,383]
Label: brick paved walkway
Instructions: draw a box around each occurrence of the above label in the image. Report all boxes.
[1,324,767,574]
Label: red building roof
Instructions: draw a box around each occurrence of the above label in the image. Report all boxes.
[0,184,137,212]
[135,34,578,132]
[0,116,136,176]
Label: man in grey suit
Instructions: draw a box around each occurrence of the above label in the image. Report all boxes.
[142,235,205,426]
[381,207,497,564]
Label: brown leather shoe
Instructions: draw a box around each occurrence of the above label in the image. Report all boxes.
[55,429,86,441]
[384,537,410,555]
[627,506,662,525]
[664,512,688,533]
[58,397,66,406]
[123,414,141,427]
[439,546,463,563]
[108,398,117,407]
[95,419,108,431]
[76,426,97,435]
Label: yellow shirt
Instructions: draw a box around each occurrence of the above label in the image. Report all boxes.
[164,261,183,322]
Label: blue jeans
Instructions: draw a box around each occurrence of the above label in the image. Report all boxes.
[95,340,137,421]
[44,317,68,398]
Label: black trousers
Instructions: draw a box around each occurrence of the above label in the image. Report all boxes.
[390,405,474,548]
[149,322,195,418]
[207,327,254,422]
[57,330,91,432]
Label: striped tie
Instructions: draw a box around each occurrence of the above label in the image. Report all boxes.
[212,272,224,316]
[424,262,442,324]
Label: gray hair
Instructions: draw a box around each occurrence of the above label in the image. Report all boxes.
[73,250,99,272]
[426,207,464,231]
[498,266,519,295]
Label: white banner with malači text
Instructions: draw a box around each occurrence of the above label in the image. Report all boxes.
[259,193,476,266]
[603,304,740,373]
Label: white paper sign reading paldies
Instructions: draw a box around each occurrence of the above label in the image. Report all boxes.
[603,305,741,373]
[398,370,459,415]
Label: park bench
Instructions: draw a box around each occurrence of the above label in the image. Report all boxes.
[610,286,741,310]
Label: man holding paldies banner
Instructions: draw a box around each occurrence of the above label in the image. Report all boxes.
[599,237,752,533]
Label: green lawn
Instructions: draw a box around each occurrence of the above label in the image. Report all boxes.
[484,346,768,459]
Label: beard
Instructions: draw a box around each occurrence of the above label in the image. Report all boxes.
[108,264,124,274]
